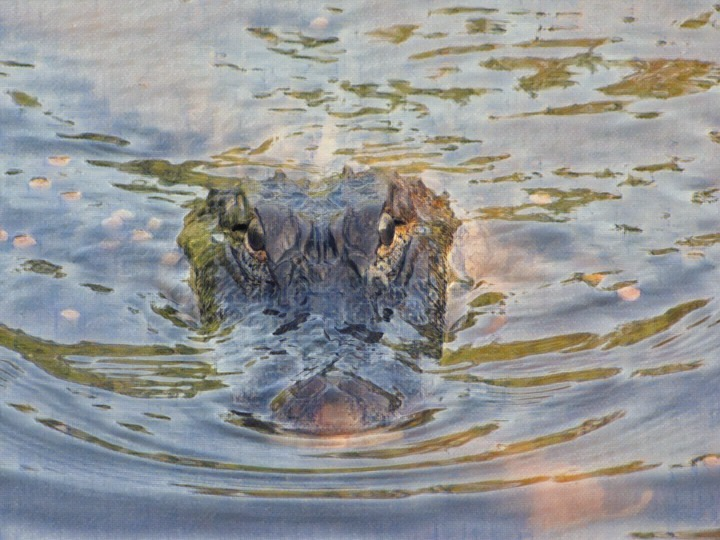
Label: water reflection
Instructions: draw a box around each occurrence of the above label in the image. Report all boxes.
[1,1,720,537]
[0,324,217,398]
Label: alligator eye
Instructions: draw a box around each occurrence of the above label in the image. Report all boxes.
[378,212,395,246]
[247,218,265,251]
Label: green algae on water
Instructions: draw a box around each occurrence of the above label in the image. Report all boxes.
[81,283,114,294]
[58,132,130,146]
[366,24,419,44]
[8,90,41,108]
[21,259,66,278]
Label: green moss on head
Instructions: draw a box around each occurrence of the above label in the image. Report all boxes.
[176,198,224,334]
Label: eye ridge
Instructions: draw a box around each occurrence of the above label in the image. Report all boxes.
[378,212,395,246]
[246,218,266,252]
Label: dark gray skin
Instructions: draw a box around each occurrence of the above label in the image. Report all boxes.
[180,168,459,436]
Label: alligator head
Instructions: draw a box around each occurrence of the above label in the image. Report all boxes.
[181,168,459,436]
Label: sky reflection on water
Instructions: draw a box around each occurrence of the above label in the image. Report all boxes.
[1,1,720,538]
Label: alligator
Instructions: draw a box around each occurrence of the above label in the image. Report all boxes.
[178,168,459,436]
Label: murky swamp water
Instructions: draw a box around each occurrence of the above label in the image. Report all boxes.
[1,1,720,538]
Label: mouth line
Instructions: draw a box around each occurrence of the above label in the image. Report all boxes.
[227,407,443,440]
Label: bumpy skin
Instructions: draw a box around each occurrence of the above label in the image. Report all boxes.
[178,168,459,436]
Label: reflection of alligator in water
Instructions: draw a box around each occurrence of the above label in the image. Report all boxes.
[178,168,459,436]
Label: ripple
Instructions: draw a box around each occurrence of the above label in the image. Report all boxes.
[0,324,218,398]
[31,410,625,480]
[2,2,720,535]
[317,423,499,459]
[174,460,656,499]
[442,299,711,366]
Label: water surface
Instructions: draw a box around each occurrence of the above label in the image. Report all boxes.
[1,1,720,538]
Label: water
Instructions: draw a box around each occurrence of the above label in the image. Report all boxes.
[1,1,719,538]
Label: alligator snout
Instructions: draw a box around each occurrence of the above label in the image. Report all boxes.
[271,372,402,436]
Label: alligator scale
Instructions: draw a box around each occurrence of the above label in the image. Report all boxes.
[179,168,459,436]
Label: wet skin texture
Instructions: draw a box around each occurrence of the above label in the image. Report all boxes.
[180,168,459,436]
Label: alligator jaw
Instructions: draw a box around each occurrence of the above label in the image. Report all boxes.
[270,371,402,437]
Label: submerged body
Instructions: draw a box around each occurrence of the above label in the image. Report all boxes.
[179,168,458,436]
